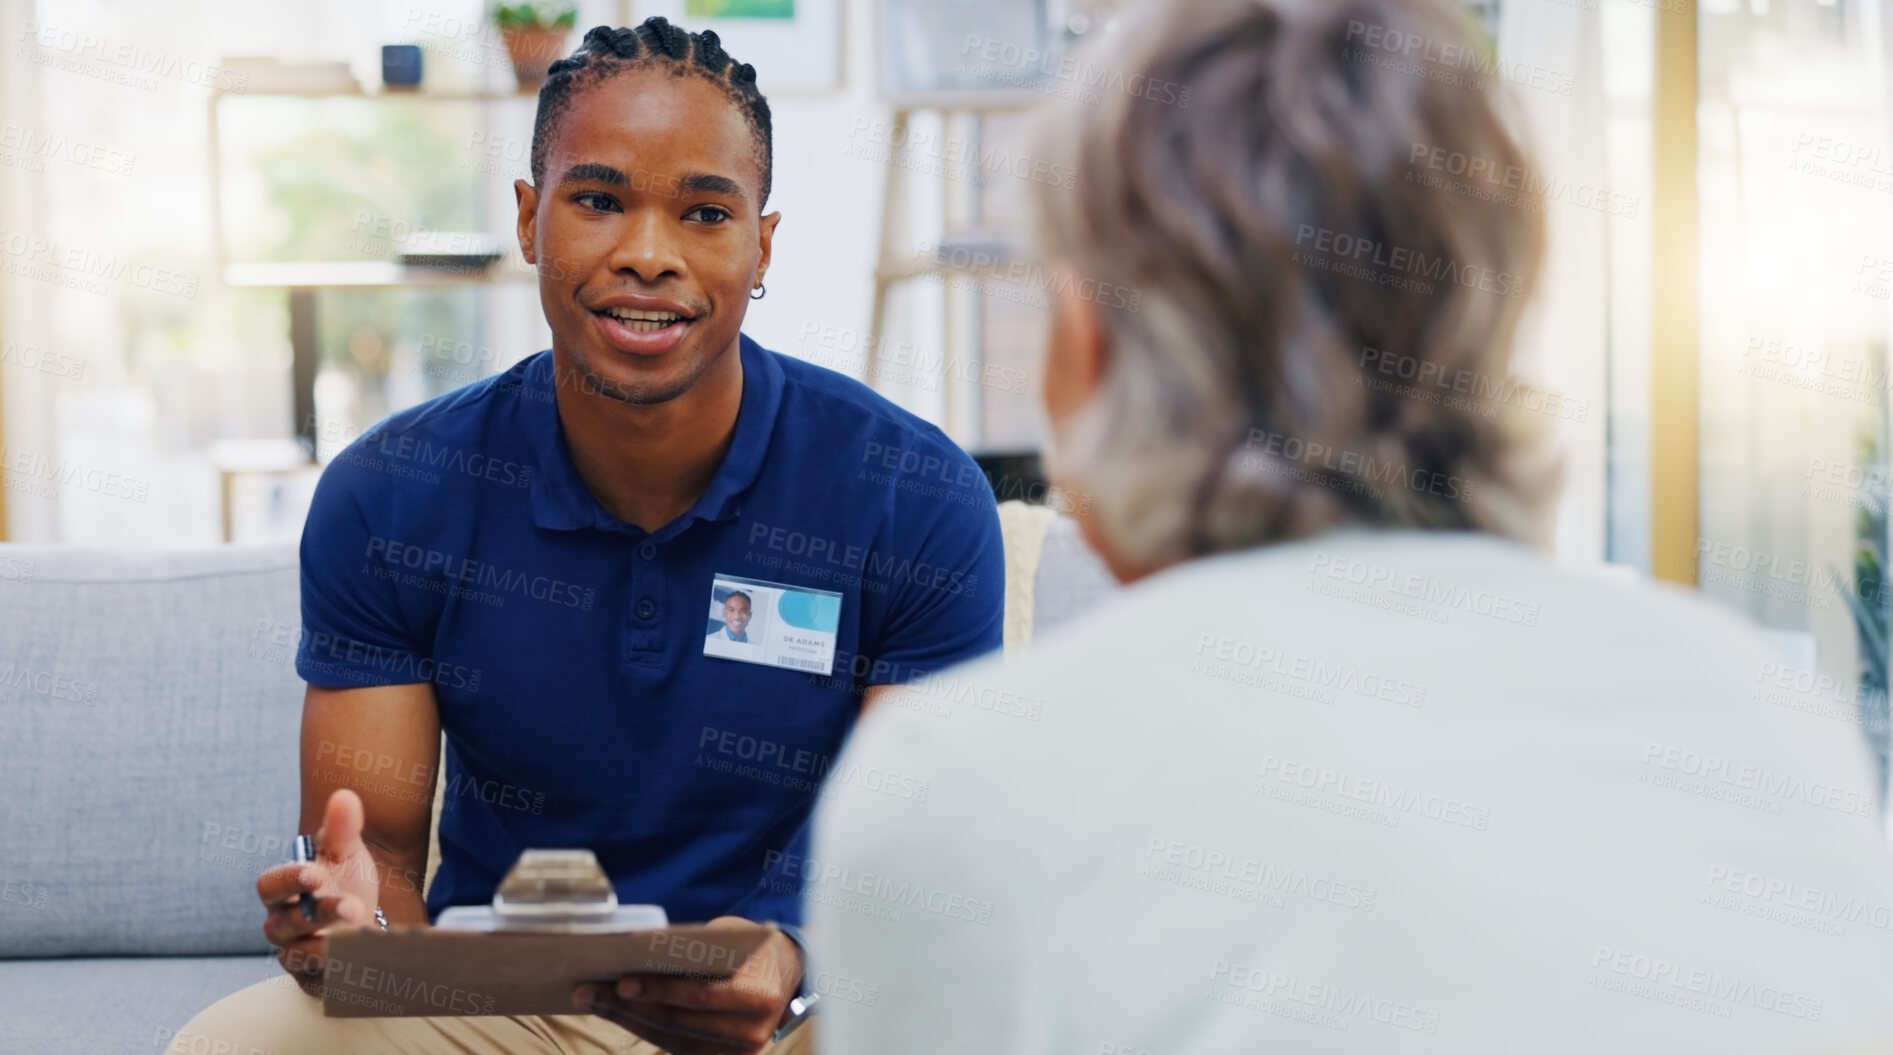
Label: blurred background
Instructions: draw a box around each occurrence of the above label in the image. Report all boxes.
[0,0,1890,759]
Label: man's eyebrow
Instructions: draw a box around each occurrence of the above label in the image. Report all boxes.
[558,162,628,187]
[676,173,746,199]
[555,165,748,203]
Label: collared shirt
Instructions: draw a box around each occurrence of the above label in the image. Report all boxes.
[295,334,1004,926]
[810,530,1893,1052]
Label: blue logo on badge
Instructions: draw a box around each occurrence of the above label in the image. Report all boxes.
[776,590,841,632]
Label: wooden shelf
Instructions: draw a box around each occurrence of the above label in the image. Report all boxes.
[222,261,535,288]
[212,87,538,101]
[206,68,546,458]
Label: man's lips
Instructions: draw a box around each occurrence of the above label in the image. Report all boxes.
[587,299,698,357]
[589,292,696,318]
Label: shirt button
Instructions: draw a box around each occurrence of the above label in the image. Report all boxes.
[638,542,657,560]
[636,597,656,619]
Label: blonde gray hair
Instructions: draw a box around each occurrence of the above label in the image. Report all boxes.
[1035,0,1556,572]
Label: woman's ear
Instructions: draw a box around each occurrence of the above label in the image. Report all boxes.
[1042,273,1110,433]
[1040,269,1150,585]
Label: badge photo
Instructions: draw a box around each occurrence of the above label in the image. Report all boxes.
[703,574,842,675]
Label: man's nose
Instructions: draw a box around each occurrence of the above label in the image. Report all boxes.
[608,210,685,281]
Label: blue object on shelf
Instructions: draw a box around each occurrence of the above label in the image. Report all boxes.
[381,44,423,88]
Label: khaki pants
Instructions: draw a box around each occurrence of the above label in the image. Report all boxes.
[169,975,818,1055]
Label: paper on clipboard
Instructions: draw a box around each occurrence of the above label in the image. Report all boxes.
[321,922,776,1018]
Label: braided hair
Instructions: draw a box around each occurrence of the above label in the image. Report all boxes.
[530,18,774,206]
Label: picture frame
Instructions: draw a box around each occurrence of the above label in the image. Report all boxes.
[638,0,844,93]
[877,0,1063,110]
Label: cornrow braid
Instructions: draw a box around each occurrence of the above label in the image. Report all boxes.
[529,17,773,205]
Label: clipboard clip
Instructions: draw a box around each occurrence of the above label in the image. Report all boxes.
[436,849,668,934]
[494,849,619,925]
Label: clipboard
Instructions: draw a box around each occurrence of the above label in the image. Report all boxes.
[321,922,776,1017]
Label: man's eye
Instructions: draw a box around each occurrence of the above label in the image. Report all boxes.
[575,192,620,212]
[686,205,731,224]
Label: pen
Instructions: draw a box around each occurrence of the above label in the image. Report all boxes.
[292,834,317,922]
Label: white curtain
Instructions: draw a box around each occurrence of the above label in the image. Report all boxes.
[0,0,55,543]
[1496,0,1611,565]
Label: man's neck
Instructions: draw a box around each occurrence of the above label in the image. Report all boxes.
[550,343,745,534]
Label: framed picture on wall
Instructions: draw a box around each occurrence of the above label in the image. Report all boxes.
[639,0,844,92]
[878,0,1061,109]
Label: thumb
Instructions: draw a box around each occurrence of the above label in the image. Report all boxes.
[316,787,368,865]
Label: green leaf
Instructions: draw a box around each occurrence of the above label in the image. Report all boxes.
[491,1,575,29]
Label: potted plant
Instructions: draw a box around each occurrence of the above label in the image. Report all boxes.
[494,2,578,92]
[1840,483,1891,811]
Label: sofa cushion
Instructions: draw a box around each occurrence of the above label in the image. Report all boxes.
[0,545,303,958]
[0,954,283,1055]
[0,520,1115,962]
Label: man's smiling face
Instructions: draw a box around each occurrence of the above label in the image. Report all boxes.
[722,595,751,636]
[517,67,778,405]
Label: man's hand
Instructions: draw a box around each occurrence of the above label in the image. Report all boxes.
[257,788,381,997]
[573,916,803,1055]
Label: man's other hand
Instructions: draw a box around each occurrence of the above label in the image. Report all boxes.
[573,916,803,1055]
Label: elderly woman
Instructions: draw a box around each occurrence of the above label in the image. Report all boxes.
[809,0,1893,1051]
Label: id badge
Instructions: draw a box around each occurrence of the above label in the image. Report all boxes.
[702,574,843,675]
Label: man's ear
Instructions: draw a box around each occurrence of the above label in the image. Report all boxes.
[756,211,781,290]
[514,179,539,265]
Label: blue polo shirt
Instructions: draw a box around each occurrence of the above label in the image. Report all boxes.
[295,334,1004,926]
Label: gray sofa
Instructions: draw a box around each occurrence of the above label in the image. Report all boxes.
[0,517,1114,1054]
[0,545,303,1055]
